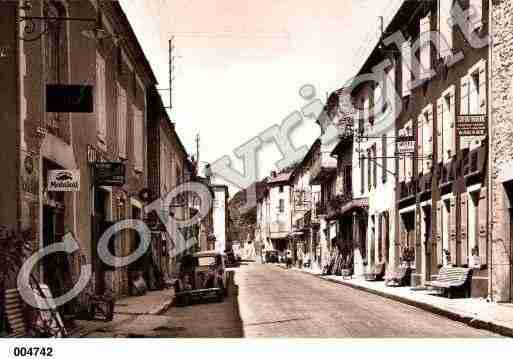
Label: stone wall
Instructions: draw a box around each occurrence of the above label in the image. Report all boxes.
[491,0,513,302]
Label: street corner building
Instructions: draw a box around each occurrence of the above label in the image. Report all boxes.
[0,0,200,330]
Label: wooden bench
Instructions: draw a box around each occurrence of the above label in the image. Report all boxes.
[425,267,473,298]
[364,262,386,281]
[385,267,412,287]
[4,288,27,338]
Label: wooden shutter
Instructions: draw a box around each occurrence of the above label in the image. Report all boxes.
[478,187,488,265]
[460,76,471,149]
[378,214,383,262]
[460,193,469,266]
[400,217,407,258]
[420,12,431,79]
[133,105,144,172]
[373,144,377,188]
[449,90,456,159]
[96,53,107,142]
[367,149,372,191]
[425,107,434,172]
[415,208,422,269]
[360,154,365,194]
[436,201,443,266]
[117,83,127,158]
[477,60,487,147]
[449,196,457,265]
[382,134,387,183]
[437,99,443,163]
[418,115,424,175]
[402,41,412,97]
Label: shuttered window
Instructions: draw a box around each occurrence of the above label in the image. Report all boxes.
[401,40,412,97]
[420,12,431,80]
[133,105,144,172]
[460,193,469,266]
[423,106,433,172]
[436,201,443,266]
[478,188,488,265]
[439,0,453,58]
[449,196,457,265]
[439,87,455,163]
[405,121,413,181]
[417,114,424,175]
[463,60,487,149]
[382,134,387,183]
[96,52,107,144]
[117,84,127,159]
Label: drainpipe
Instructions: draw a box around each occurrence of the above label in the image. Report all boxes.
[487,0,493,302]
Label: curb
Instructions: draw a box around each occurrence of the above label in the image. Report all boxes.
[296,269,513,337]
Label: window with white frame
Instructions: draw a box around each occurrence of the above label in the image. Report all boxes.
[279,199,284,213]
[401,40,412,97]
[133,105,144,172]
[419,105,433,174]
[117,83,127,159]
[405,121,413,181]
[96,52,107,144]
[420,12,431,80]
[439,0,453,58]
[461,60,487,149]
[398,123,413,182]
[437,87,455,163]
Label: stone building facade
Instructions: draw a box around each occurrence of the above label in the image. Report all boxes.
[0,1,159,304]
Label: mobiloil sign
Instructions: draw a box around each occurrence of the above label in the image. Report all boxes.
[48,170,80,192]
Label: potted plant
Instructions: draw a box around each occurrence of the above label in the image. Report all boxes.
[443,249,452,266]
[401,247,415,268]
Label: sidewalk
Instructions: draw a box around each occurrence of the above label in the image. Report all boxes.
[71,288,175,337]
[287,265,513,337]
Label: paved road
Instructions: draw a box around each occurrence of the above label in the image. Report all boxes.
[87,263,501,337]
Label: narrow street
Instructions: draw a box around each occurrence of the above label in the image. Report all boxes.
[86,263,500,338]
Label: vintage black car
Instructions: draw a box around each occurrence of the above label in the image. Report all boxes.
[173,251,228,306]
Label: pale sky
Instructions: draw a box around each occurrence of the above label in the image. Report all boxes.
[119,0,403,195]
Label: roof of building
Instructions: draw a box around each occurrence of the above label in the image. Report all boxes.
[350,0,425,94]
[266,171,293,185]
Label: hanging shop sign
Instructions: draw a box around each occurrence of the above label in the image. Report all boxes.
[48,169,80,192]
[46,84,94,113]
[397,135,415,154]
[93,162,125,186]
[456,115,487,136]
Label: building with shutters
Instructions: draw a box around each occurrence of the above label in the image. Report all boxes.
[490,0,513,302]
[379,0,489,295]
[0,0,160,304]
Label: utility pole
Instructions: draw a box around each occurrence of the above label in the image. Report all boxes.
[195,133,200,165]
[169,36,175,110]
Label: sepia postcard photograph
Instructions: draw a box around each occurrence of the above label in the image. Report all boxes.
[1,0,513,357]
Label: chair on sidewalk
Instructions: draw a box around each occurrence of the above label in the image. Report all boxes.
[384,266,412,287]
[364,262,386,281]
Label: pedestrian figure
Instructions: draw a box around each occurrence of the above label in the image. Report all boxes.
[286,250,292,269]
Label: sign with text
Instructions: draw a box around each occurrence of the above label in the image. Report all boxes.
[93,162,126,186]
[48,170,80,192]
[397,135,415,154]
[46,84,94,113]
[456,115,487,136]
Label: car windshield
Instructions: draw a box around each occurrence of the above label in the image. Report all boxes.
[197,256,216,266]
